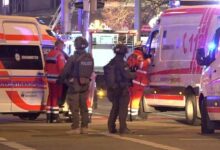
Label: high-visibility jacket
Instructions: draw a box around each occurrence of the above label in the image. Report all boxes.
[127,49,150,88]
[45,48,66,83]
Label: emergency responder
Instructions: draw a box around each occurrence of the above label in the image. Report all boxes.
[107,44,136,134]
[127,41,151,119]
[60,36,94,134]
[45,39,66,123]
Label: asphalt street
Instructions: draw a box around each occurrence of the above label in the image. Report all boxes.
[0,99,220,150]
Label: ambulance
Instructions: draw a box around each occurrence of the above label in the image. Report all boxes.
[196,16,220,133]
[0,15,48,120]
[144,5,220,125]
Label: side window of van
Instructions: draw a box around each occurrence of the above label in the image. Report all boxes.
[205,28,220,65]
[0,45,43,70]
[147,30,159,56]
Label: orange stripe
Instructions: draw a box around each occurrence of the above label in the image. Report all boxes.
[5,35,39,41]
[145,94,184,101]
[42,34,56,41]
[0,33,4,39]
[0,71,9,76]
[0,33,39,41]
[6,91,45,111]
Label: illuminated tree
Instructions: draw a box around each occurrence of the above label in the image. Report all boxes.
[102,0,168,30]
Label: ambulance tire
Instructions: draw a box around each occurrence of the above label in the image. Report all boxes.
[18,113,40,121]
[201,97,215,134]
[185,95,200,125]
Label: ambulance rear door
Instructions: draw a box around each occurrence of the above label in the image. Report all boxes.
[3,21,47,112]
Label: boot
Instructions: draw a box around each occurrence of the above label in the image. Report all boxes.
[80,127,88,134]
[66,128,81,134]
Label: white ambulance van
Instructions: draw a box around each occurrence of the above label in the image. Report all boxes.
[0,15,48,120]
[144,5,220,125]
[196,18,220,133]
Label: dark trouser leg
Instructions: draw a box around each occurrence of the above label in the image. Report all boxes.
[79,91,89,128]
[119,89,130,132]
[59,84,68,107]
[67,93,80,129]
[108,100,119,132]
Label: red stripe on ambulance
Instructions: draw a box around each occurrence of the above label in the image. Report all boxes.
[145,94,184,101]
[0,33,39,41]
[6,91,44,111]
[207,107,220,113]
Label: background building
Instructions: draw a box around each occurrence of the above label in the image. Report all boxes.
[0,0,60,16]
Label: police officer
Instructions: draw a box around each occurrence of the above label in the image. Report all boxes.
[45,39,66,123]
[60,36,93,134]
[107,44,136,134]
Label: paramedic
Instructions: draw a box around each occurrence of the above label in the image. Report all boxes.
[46,39,66,123]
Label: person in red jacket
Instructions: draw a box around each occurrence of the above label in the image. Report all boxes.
[45,39,66,123]
[127,41,151,119]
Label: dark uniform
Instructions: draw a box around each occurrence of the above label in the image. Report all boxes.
[60,37,93,134]
[107,44,136,134]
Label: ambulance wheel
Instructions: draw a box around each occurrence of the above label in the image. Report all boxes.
[201,97,215,134]
[18,113,40,121]
[185,95,200,125]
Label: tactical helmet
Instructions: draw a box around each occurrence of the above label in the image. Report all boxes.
[113,44,128,55]
[74,36,88,50]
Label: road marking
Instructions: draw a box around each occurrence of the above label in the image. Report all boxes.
[0,137,35,150]
[0,137,7,141]
[179,138,218,141]
[101,132,184,150]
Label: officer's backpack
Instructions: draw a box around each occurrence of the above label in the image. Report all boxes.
[103,60,117,89]
[73,53,94,80]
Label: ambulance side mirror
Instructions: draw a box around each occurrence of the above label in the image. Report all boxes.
[196,48,207,66]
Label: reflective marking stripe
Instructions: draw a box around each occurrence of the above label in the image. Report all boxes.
[132,80,147,86]
[47,74,59,78]
[0,137,35,150]
[101,133,183,150]
[47,74,59,82]
[46,106,60,114]
[46,53,60,63]
[128,108,138,116]
[136,69,147,74]
[46,110,59,114]
[139,62,144,69]
[88,108,93,113]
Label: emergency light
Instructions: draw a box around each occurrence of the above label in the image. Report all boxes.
[208,42,216,52]
[169,0,181,8]
[180,0,220,6]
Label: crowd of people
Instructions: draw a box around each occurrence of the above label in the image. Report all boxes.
[45,36,151,135]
